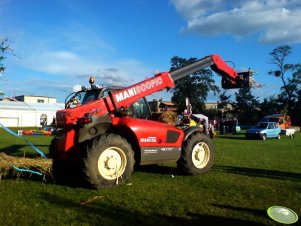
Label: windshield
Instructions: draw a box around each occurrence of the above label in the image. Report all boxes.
[262,117,279,122]
[82,90,102,104]
[65,89,103,109]
[130,98,151,119]
[255,122,268,129]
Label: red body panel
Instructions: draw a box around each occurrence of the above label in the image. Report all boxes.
[55,127,76,159]
[111,117,184,164]
[112,117,184,147]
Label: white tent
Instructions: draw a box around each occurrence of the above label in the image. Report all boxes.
[0,102,64,127]
[191,114,209,128]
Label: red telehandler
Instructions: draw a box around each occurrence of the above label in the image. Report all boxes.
[50,54,252,188]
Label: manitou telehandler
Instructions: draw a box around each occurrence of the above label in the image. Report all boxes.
[50,54,253,189]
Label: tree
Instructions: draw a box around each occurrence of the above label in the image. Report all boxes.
[268,45,301,115]
[290,67,301,126]
[0,38,14,97]
[293,88,301,126]
[217,91,231,115]
[259,96,281,118]
[0,38,11,73]
[233,88,260,125]
[169,56,219,114]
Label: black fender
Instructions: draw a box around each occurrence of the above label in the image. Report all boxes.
[183,126,205,141]
[78,115,112,143]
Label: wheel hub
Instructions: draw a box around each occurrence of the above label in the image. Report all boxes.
[105,156,116,170]
[192,142,209,169]
[97,147,127,180]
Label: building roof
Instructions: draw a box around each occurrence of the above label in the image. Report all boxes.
[14,95,56,99]
[0,101,64,111]
[160,101,175,106]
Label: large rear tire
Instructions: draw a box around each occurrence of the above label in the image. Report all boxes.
[177,133,214,175]
[84,134,135,189]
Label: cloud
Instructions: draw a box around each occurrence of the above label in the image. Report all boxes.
[9,39,154,101]
[12,25,153,87]
[94,69,129,87]
[170,0,301,44]
[12,47,154,101]
[72,84,82,92]
[24,49,98,76]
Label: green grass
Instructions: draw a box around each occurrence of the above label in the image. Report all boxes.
[0,128,300,226]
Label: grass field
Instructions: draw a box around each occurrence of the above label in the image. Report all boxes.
[0,128,300,226]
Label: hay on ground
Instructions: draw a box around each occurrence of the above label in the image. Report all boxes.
[0,153,52,180]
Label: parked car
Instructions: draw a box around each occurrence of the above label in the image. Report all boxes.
[246,122,281,140]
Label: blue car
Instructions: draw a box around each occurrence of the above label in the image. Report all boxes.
[246,122,281,140]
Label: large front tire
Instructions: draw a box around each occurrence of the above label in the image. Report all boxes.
[177,133,214,175]
[49,138,65,182]
[50,138,82,185]
[84,134,135,189]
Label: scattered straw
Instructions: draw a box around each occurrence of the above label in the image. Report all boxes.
[80,195,105,206]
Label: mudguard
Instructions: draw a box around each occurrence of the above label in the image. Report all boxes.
[183,126,205,141]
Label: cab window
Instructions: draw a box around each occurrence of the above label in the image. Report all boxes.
[130,98,151,119]
[82,90,101,104]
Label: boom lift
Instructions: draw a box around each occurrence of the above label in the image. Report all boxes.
[50,54,252,188]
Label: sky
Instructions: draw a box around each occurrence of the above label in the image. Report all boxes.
[0,0,301,103]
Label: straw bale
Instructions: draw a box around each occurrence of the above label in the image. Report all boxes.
[0,153,52,179]
[157,111,177,125]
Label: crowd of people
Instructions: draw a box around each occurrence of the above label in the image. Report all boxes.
[200,117,239,138]
[218,118,238,135]
[177,112,239,139]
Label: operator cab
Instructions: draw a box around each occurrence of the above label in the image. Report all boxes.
[64,86,118,108]
[65,77,152,119]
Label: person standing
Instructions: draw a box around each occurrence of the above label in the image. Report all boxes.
[232,118,237,134]
[208,120,214,139]
[219,119,224,135]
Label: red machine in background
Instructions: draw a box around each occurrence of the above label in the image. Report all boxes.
[50,54,252,189]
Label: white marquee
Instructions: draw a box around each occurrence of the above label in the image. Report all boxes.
[0,102,64,127]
